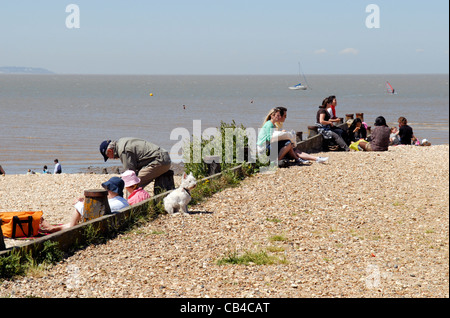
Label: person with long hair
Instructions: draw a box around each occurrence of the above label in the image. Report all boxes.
[257,108,308,165]
[347,117,367,143]
[276,106,328,164]
[359,116,391,151]
[316,98,350,151]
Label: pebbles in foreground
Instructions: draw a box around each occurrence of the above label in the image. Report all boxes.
[0,145,448,298]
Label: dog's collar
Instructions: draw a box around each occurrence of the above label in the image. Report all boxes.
[183,188,191,196]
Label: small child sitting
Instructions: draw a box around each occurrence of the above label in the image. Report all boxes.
[389,127,401,146]
[121,170,151,205]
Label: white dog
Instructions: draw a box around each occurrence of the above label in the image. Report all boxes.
[163,172,197,214]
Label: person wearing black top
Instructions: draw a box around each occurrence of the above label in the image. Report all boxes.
[316,98,350,151]
[398,116,416,145]
[347,118,367,143]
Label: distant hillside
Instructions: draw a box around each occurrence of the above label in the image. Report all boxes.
[0,66,54,74]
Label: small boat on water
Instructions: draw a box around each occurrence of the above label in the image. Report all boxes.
[289,83,307,90]
[289,62,309,91]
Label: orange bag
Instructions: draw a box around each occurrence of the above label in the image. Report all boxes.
[0,211,43,238]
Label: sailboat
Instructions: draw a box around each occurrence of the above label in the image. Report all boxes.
[289,62,309,90]
[386,81,396,94]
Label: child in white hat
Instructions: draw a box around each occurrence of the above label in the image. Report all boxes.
[121,170,151,205]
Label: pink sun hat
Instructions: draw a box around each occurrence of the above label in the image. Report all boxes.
[121,170,141,187]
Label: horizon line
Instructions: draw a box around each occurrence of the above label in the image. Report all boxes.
[1,72,449,76]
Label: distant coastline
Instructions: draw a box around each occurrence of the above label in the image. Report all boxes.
[0,66,54,74]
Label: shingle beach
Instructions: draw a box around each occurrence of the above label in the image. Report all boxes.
[1,145,448,298]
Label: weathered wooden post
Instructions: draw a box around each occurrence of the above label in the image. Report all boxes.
[0,219,6,251]
[83,189,110,222]
[243,146,250,162]
[307,126,318,139]
[203,155,221,176]
[345,114,354,122]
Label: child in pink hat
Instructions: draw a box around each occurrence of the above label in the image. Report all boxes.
[121,170,151,205]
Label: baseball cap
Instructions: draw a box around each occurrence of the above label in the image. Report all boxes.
[100,140,111,162]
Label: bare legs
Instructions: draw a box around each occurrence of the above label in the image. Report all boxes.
[279,143,326,163]
[39,206,82,234]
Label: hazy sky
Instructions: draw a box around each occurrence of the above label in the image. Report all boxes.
[1,0,448,74]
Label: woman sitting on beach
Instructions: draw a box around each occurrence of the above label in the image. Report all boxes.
[275,106,328,164]
[257,108,305,165]
[316,98,350,151]
[347,117,367,143]
[358,116,391,152]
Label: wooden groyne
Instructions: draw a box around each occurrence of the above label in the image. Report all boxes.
[0,166,243,258]
[296,113,370,153]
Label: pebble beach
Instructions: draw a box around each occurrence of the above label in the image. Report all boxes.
[1,145,449,298]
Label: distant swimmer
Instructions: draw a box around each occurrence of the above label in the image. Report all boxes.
[183,105,186,109]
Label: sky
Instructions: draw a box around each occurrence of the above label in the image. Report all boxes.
[0,0,448,75]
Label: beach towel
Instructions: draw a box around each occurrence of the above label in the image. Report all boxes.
[0,211,43,238]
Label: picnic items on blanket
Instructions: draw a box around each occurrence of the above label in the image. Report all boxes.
[0,211,43,238]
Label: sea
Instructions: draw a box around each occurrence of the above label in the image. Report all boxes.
[0,74,448,175]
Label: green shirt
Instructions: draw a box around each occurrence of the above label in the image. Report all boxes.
[257,120,275,146]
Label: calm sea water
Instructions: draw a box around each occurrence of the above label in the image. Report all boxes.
[0,74,448,175]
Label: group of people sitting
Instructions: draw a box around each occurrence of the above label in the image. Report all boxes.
[257,95,423,166]
[317,95,422,152]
